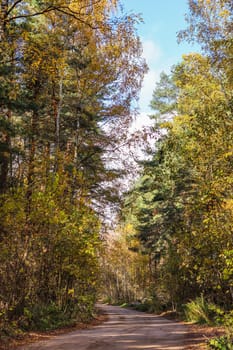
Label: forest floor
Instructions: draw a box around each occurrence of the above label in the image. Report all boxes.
[0,304,225,350]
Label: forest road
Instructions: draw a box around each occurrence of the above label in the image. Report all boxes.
[18,304,204,349]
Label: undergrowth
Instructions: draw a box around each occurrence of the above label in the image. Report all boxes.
[0,301,95,341]
[183,296,233,350]
[207,310,233,350]
[184,295,224,325]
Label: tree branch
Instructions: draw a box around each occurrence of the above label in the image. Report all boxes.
[6,0,24,16]
[6,6,57,22]
[6,4,98,29]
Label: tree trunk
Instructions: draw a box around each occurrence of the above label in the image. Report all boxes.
[0,1,10,193]
[26,110,37,214]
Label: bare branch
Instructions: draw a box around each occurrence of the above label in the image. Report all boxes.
[54,6,97,29]
[6,5,57,22]
[6,4,98,30]
[6,0,24,16]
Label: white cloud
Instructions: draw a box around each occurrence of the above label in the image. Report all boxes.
[138,39,163,113]
[139,68,160,112]
[142,39,162,64]
[139,39,173,114]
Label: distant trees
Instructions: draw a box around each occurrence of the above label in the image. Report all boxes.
[100,224,150,304]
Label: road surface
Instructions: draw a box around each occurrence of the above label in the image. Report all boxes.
[18,304,204,349]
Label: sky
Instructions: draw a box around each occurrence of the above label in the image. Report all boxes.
[121,0,199,119]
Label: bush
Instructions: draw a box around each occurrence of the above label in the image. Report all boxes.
[209,310,233,350]
[224,310,233,338]
[129,296,166,314]
[19,304,75,331]
[208,336,233,350]
[184,296,224,325]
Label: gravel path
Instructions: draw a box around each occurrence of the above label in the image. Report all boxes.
[18,304,205,349]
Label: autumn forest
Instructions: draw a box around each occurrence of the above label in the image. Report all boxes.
[0,0,232,349]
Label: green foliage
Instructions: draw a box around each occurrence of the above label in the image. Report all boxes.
[208,336,233,350]
[21,304,75,331]
[19,298,96,332]
[132,302,151,313]
[225,311,233,333]
[133,297,165,313]
[150,71,178,122]
[184,296,224,325]
[222,311,233,347]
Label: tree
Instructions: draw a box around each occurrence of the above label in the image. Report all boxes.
[179,0,233,83]
[150,71,178,121]
[0,0,147,330]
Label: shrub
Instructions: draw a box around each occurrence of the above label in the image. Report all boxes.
[208,335,233,350]
[184,296,224,325]
[19,304,75,331]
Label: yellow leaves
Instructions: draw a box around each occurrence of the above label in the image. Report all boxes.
[67,0,118,31]
[24,41,67,82]
[172,114,190,130]
[222,151,233,159]
[160,121,173,130]
[175,53,228,125]
[219,9,230,18]
[124,223,135,234]
[225,199,233,212]
[68,288,74,296]
[209,89,225,102]
[8,87,18,101]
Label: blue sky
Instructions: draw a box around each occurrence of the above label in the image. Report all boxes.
[121,0,199,115]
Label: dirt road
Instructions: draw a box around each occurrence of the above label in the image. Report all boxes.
[18,304,204,349]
